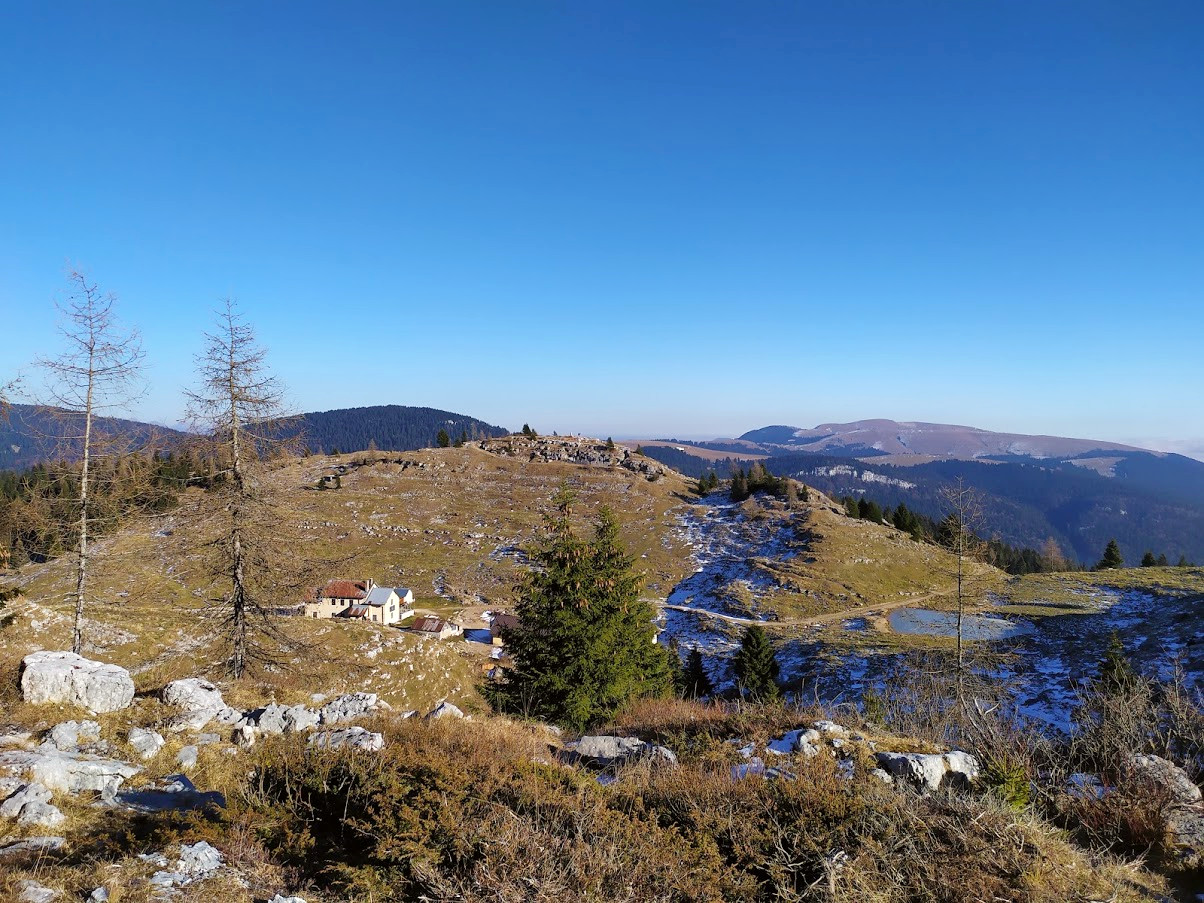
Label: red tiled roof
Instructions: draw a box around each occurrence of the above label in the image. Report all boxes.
[320,579,370,600]
[411,616,446,633]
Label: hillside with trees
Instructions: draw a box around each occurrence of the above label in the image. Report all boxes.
[284,405,508,455]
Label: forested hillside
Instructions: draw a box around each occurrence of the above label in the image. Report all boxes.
[637,444,1204,566]
[287,405,509,454]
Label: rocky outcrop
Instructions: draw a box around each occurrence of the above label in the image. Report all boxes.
[149,841,224,890]
[1129,754,1201,806]
[308,727,385,751]
[874,750,980,792]
[161,678,244,732]
[42,720,101,751]
[0,747,140,798]
[426,701,465,720]
[17,879,57,903]
[1,781,64,828]
[256,703,321,735]
[20,652,134,713]
[317,692,384,726]
[561,735,678,769]
[127,728,165,760]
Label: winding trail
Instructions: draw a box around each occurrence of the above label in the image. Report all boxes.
[661,588,954,630]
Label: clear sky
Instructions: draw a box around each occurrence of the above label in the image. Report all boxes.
[2,2,1201,453]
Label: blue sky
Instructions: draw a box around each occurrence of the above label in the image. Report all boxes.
[2,1,1201,451]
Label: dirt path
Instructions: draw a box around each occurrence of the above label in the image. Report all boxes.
[661,588,954,630]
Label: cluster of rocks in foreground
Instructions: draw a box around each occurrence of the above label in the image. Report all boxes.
[1,651,468,899]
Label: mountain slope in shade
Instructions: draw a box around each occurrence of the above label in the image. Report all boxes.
[0,403,509,469]
[0,404,187,470]
[737,420,1147,461]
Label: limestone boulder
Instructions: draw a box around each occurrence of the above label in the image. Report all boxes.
[20,652,134,713]
[308,727,385,752]
[874,750,980,792]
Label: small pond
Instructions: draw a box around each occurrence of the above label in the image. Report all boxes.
[889,607,1034,641]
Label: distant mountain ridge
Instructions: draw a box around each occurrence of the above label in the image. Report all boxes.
[0,403,509,469]
[637,418,1204,566]
[735,420,1148,461]
[0,404,187,470]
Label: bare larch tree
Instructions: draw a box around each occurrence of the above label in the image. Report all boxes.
[37,272,144,654]
[185,299,302,678]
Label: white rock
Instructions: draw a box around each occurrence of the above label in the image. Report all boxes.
[161,678,226,712]
[233,725,258,748]
[874,750,979,793]
[0,781,52,818]
[128,728,165,760]
[0,748,140,798]
[43,720,101,751]
[178,840,223,877]
[20,652,134,713]
[17,800,65,828]
[177,745,198,769]
[317,692,381,725]
[87,889,109,902]
[812,720,848,738]
[426,702,465,720]
[308,727,385,751]
[1130,754,1202,806]
[17,879,57,903]
[268,897,307,903]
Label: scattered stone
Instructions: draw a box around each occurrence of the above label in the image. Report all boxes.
[115,774,225,814]
[0,731,34,748]
[17,879,57,903]
[87,889,109,903]
[766,729,820,758]
[0,780,52,818]
[150,840,224,889]
[18,799,65,828]
[197,733,220,745]
[268,896,307,903]
[561,735,677,768]
[308,727,385,751]
[1129,754,1202,806]
[255,703,320,735]
[43,720,101,751]
[233,725,258,748]
[870,767,894,785]
[0,747,140,798]
[128,728,165,760]
[0,836,66,859]
[874,750,980,792]
[177,745,198,769]
[732,757,766,780]
[426,701,465,720]
[20,652,135,713]
[317,692,381,725]
[813,720,848,738]
[161,678,243,732]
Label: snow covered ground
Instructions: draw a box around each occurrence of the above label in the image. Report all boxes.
[658,496,1203,733]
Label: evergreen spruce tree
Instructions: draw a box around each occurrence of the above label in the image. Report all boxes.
[490,487,673,730]
[732,625,780,701]
[680,647,714,699]
[1178,555,1191,568]
[1096,539,1123,570]
[436,429,451,448]
[1157,553,1169,567]
[1096,631,1138,694]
